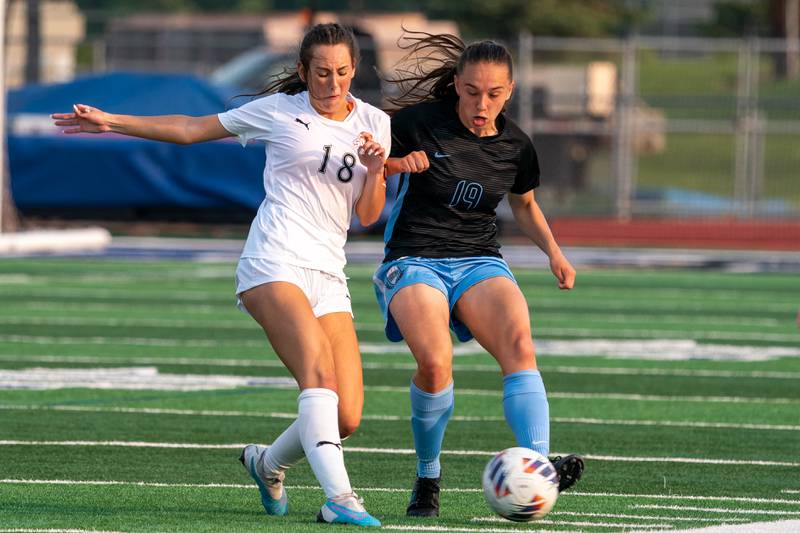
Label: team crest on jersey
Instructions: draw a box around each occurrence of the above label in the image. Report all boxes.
[385,265,404,289]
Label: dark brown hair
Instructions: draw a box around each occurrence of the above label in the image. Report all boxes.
[386,29,513,111]
[255,23,359,97]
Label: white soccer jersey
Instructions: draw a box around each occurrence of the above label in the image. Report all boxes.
[218,91,391,278]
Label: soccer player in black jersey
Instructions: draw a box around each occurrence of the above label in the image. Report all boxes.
[376,33,585,517]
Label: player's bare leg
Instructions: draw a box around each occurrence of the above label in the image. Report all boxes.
[390,284,454,517]
[238,283,379,525]
[455,276,584,492]
[319,312,364,438]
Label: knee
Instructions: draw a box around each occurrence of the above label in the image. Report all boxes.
[415,355,452,392]
[338,395,363,438]
[502,331,536,370]
[339,415,361,439]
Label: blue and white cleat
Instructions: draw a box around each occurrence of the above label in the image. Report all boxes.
[239,444,288,516]
[317,492,381,527]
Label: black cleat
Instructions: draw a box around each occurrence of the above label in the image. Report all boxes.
[550,454,584,492]
[406,476,441,517]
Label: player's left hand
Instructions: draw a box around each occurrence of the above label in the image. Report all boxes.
[355,132,386,175]
[549,253,576,290]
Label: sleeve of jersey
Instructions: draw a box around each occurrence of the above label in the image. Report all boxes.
[217,93,279,147]
[510,138,541,194]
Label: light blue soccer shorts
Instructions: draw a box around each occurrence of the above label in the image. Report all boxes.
[373,256,517,342]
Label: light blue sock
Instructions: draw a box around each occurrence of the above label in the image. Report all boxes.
[410,380,454,479]
[503,369,550,456]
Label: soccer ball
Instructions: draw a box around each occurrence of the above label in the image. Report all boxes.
[482,447,559,522]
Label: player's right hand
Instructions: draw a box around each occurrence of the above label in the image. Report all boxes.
[386,151,429,174]
[51,104,112,134]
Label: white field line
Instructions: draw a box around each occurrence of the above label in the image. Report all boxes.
[571,492,800,505]
[4,284,792,304]
[0,312,788,331]
[383,526,570,533]
[529,328,799,343]
[549,417,800,432]
[0,362,795,403]
[9,269,234,283]
[17,295,799,315]
[0,335,266,348]
[0,367,296,391]
[1,328,798,347]
[1,441,798,467]
[2,352,800,380]
[0,372,796,405]
[473,517,675,528]
[0,288,224,300]
[0,316,257,329]
[782,490,800,494]
[4,479,800,506]
[20,302,223,314]
[538,313,787,328]
[539,366,800,380]
[0,530,124,533]
[366,386,800,405]
[0,336,793,363]
[632,505,800,516]
[473,512,747,523]
[3,404,799,432]
[0,274,32,283]
[0,354,287,368]
[9,303,792,339]
[0,314,384,333]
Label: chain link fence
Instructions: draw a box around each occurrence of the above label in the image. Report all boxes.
[514,34,800,221]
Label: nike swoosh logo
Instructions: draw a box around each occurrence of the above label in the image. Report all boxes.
[434,152,450,158]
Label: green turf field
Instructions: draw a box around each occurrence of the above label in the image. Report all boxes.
[0,258,798,532]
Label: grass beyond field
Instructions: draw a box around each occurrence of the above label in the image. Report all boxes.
[0,258,799,532]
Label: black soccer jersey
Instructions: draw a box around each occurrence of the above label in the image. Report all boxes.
[383,98,540,262]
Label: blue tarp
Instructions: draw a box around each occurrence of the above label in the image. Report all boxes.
[8,72,265,215]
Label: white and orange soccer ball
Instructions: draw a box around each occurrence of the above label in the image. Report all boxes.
[482,447,559,522]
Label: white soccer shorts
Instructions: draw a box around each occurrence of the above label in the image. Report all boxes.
[235,258,352,317]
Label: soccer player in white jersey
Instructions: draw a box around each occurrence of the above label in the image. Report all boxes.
[52,23,389,527]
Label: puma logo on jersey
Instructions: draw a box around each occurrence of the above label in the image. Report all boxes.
[295,117,311,130]
[434,151,451,158]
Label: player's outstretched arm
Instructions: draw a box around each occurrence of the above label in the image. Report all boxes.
[51,104,232,145]
[509,190,576,290]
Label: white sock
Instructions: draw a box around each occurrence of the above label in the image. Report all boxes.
[297,388,352,499]
[262,419,305,474]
